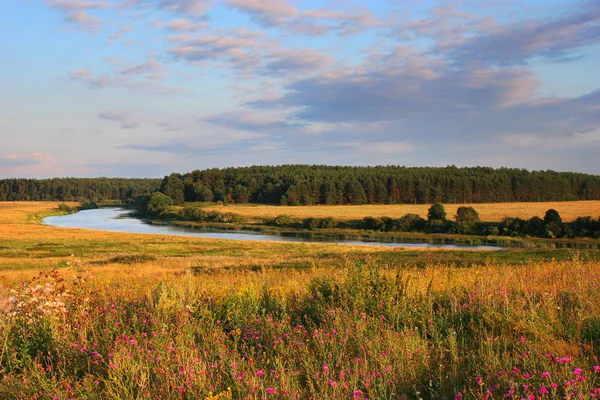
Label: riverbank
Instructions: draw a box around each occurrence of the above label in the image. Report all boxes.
[150,208,600,249]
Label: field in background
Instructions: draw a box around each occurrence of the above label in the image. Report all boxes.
[203,200,600,222]
[1,201,600,398]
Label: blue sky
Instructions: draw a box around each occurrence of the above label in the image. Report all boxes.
[1,0,599,178]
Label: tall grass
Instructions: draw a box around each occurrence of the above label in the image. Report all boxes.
[1,257,599,399]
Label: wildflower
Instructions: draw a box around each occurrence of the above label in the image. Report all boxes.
[550,383,558,389]
[328,380,338,387]
[353,390,364,399]
[574,368,583,376]
[539,386,549,394]
[266,388,275,394]
[256,370,265,376]
[541,372,550,378]
[323,364,329,371]
[594,366,600,372]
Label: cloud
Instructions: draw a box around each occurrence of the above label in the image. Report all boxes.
[98,111,141,129]
[203,110,302,133]
[161,18,208,31]
[0,155,39,168]
[396,1,600,67]
[226,0,384,36]
[45,0,111,31]
[449,2,600,66]
[108,24,133,42]
[227,0,296,27]
[0,153,66,177]
[126,0,212,17]
[69,69,182,93]
[118,58,164,75]
[264,49,333,75]
[156,0,211,17]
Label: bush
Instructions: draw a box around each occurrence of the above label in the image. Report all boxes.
[180,207,208,222]
[57,203,74,213]
[79,201,98,210]
[272,214,295,227]
[397,214,426,232]
[320,217,337,229]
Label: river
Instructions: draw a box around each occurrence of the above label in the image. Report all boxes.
[42,208,503,250]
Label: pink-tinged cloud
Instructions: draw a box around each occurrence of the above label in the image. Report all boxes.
[98,111,141,129]
[227,0,297,27]
[0,153,67,177]
[157,0,212,17]
[65,10,102,30]
[119,58,164,75]
[264,49,333,75]
[108,24,133,42]
[69,69,182,93]
[162,19,208,31]
[45,0,111,30]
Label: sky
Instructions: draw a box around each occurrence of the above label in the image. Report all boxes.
[1,0,599,178]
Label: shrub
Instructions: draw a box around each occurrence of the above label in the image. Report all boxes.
[180,206,208,222]
[272,214,295,227]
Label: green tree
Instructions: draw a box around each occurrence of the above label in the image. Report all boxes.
[543,209,563,237]
[427,203,447,221]
[146,192,174,216]
[454,206,480,234]
[160,174,185,205]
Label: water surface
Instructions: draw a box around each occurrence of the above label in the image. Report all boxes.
[43,208,503,250]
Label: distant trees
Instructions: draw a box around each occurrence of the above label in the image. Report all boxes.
[2,166,600,205]
[150,166,600,207]
[0,178,160,201]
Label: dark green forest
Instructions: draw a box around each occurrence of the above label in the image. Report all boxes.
[0,178,160,201]
[159,165,600,205]
[2,166,600,204]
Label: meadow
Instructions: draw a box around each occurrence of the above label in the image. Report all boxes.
[0,202,599,399]
[202,201,600,223]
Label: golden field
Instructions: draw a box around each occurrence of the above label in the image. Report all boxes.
[0,202,600,398]
[203,200,600,222]
[0,201,408,283]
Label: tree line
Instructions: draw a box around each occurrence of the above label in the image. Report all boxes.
[2,165,600,205]
[0,178,161,201]
[159,165,600,205]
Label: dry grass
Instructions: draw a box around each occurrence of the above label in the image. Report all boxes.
[0,201,78,224]
[203,200,600,222]
[0,201,413,283]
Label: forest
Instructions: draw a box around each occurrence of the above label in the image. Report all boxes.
[0,178,160,201]
[2,165,600,204]
[162,165,600,205]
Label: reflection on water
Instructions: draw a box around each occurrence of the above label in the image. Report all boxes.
[43,208,503,250]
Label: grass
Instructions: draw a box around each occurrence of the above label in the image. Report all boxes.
[202,200,600,223]
[1,201,600,398]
